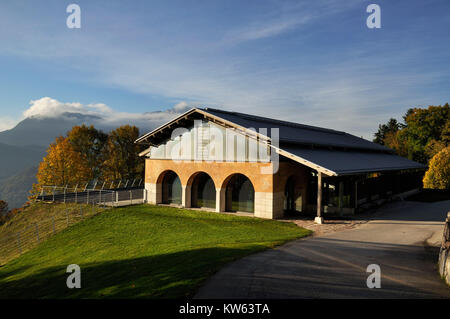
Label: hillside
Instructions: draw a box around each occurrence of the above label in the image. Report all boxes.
[0,143,44,180]
[0,166,38,209]
[0,113,102,147]
[0,204,310,298]
[0,112,167,209]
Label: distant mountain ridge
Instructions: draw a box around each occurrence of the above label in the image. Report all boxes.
[0,109,182,209]
[0,113,104,147]
[0,166,38,210]
[0,113,115,209]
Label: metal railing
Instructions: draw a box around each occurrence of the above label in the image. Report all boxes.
[36,187,145,206]
[38,178,143,193]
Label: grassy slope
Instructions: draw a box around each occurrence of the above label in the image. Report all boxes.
[0,204,310,298]
[1,202,104,234]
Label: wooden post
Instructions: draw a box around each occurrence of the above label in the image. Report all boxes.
[315,172,324,224]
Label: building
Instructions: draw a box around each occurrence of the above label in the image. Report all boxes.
[135,108,425,223]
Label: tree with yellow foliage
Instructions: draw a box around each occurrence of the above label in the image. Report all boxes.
[36,136,92,187]
[67,125,107,179]
[423,146,450,189]
[101,125,144,181]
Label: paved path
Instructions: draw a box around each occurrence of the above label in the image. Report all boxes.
[195,200,450,298]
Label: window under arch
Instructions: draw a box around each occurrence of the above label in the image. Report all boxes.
[162,171,182,205]
[225,174,254,213]
[191,172,216,209]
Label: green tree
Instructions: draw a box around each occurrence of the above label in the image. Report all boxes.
[373,118,401,145]
[441,120,450,144]
[67,125,107,179]
[423,147,450,189]
[402,104,450,163]
[101,125,145,181]
[374,104,450,164]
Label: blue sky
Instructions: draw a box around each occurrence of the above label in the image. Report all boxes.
[0,0,449,138]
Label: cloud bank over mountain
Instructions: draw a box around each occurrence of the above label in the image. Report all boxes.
[12,97,195,133]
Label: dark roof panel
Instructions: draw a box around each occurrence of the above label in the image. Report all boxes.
[281,146,426,175]
[202,108,390,152]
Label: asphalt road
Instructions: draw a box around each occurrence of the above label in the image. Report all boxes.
[195,200,450,299]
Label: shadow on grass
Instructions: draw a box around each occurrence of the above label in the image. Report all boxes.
[0,247,264,299]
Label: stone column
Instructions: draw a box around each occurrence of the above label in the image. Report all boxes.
[182,185,191,208]
[315,172,324,224]
[216,188,226,212]
[145,183,161,204]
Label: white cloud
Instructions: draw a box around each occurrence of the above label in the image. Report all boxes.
[223,18,309,45]
[23,97,112,119]
[0,116,18,132]
[0,1,447,139]
[20,97,194,132]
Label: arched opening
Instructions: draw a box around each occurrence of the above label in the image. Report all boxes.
[284,176,303,213]
[161,171,182,205]
[191,172,216,209]
[225,174,254,213]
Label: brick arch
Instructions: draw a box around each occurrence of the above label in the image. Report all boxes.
[147,169,182,204]
[187,171,217,209]
[156,169,180,184]
[186,171,217,188]
[218,172,256,191]
[220,173,255,213]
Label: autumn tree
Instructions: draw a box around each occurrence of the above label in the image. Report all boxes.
[67,125,107,179]
[101,125,145,181]
[36,136,92,187]
[423,146,450,189]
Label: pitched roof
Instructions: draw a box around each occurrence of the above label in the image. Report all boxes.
[201,108,390,152]
[136,107,426,176]
[278,145,425,176]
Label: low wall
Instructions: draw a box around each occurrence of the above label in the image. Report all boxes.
[438,212,450,286]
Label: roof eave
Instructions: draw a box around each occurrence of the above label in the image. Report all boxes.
[135,107,272,146]
[135,108,199,144]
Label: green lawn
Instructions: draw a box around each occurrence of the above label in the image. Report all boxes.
[0,204,310,298]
